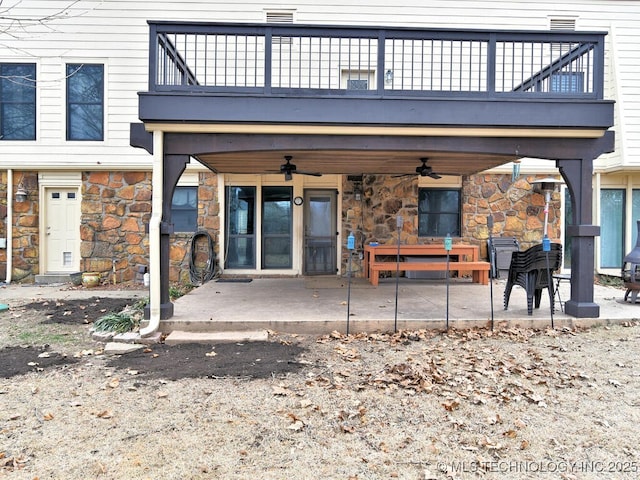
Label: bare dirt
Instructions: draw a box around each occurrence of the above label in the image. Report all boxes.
[1,289,640,480]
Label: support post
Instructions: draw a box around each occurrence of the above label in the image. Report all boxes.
[144,153,189,321]
[558,158,600,318]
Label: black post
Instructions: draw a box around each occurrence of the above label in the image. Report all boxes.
[346,232,355,335]
[394,216,402,333]
[487,215,495,331]
[444,233,452,331]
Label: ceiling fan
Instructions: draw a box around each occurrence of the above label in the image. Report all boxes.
[277,155,322,181]
[393,158,442,179]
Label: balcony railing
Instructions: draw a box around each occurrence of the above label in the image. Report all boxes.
[149,21,605,100]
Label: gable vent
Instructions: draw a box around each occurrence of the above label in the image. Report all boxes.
[266,11,294,24]
[550,18,576,31]
[266,10,295,44]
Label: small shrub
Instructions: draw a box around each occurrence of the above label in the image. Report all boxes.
[93,312,137,333]
[93,301,146,333]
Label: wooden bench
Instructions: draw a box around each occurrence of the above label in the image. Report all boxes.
[369,260,490,286]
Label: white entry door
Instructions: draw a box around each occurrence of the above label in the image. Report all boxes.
[45,187,80,272]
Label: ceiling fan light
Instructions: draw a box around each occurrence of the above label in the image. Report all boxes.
[284,171,293,181]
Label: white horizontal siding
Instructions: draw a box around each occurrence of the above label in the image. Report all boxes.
[0,0,638,171]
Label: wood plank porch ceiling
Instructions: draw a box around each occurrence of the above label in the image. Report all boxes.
[194,149,518,176]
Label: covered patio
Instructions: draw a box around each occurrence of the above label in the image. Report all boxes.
[130,21,614,333]
[161,276,635,336]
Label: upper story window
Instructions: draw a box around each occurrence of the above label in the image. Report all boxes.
[0,63,36,140]
[343,70,374,90]
[66,64,104,141]
[418,188,461,237]
[550,72,584,93]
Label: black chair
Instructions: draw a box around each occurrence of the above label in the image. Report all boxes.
[487,236,520,278]
[503,243,563,315]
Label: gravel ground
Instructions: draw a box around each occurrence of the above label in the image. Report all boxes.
[1,288,640,480]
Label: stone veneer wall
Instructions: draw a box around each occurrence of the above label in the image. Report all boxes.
[169,172,220,284]
[341,173,561,275]
[0,172,40,282]
[81,172,152,283]
[0,170,560,284]
[81,171,221,286]
[464,174,561,255]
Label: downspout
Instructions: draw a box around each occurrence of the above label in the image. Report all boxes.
[4,169,13,284]
[140,131,163,337]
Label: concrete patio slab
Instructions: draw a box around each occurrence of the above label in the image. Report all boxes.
[164,276,640,334]
[164,330,269,345]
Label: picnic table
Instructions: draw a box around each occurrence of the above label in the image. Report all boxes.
[363,243,490,286]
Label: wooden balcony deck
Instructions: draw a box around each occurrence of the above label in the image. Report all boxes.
[138,22,612,133]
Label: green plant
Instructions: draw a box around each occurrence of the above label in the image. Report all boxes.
[133,297,149,311]
[93,301,146,333]
[169,282,194,300]
[93,312,138,333]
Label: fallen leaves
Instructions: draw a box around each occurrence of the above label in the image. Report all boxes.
[286,412,305,431]
[442,399,460,411]
[0,453,27,472]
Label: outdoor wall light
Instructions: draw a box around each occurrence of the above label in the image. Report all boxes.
[15,183,28,203]
[353,183,362,200]
[384,69,394,84]
[347,175,364,200]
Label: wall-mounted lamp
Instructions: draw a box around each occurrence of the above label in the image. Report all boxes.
[384,69,394,84]
[353,183,362,201]
[348,175,363,201]
[15,183,28,203]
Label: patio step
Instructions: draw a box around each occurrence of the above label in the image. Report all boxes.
[164,329,269,345]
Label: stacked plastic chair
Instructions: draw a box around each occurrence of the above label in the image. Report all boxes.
[503,243,563,315]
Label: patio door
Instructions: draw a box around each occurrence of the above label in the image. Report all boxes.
[303,189,337,275]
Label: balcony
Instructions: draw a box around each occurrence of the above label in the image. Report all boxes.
[149,22,605,96]
[139,21,611,133]
[139,22,613,175]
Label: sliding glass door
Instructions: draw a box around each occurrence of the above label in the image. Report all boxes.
[225,186,293,270]
[262,186,292,269]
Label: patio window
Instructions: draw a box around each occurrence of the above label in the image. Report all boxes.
[171,186,198,232]
[632,190,640,248]
[66,64,104,140]
[600,189,624,269]
[418,188,461,237]
[225,186,256,269]
[0,63,36,140]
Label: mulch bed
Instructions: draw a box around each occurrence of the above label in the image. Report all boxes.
[21,297,140,325]
[106,341,307,380]
[0,346,79,379]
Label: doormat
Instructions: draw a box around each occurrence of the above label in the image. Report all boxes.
[216,278,253,283]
